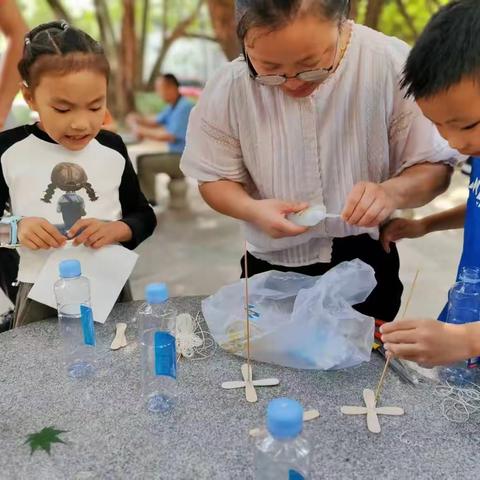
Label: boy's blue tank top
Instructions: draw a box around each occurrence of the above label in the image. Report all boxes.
[439,157,480,321]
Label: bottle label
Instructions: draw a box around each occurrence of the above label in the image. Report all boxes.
[289,470,305,480]
[80,305,95,346]
[467,357,480,368]
[154,332,177,379]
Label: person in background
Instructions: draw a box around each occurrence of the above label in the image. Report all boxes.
[127,73,194,204]
[0,0,28,318]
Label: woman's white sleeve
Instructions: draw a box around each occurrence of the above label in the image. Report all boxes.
[181,65,250,184]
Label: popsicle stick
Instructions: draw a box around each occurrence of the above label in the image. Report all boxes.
[364,389,382,434]
[221,378,280,389]
[375,407,404,416]
[341,389,404,434]
[341,406,367,415]
[241,363,257,403]
[110,323,128,350]
[303,409,320,421]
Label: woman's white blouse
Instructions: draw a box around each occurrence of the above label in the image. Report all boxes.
[181,24,459,267]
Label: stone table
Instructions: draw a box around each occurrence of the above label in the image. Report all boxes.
[1,297,478,479]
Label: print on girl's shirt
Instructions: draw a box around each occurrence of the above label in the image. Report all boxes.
[41,162,99,234]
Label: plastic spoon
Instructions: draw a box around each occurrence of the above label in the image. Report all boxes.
[287,205,341,227]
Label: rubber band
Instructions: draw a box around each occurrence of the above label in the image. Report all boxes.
[435,379,480,423]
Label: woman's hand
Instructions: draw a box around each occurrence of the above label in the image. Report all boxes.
[68,219,132,248]
[380,319,474,367]
[342,182,397,228]
[18,217,67,250]
[380,218,428,253]
[249,199,309,239]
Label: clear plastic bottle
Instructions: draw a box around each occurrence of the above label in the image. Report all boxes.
[254,398,311,480]
[138,283,177,413]
[54,259,96,378]
[440,267,480,385]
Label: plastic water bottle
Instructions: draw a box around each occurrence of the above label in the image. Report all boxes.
[440,267,480,385]
[254,398,311,480]
[139,283,177,413]
[54,259,96,378]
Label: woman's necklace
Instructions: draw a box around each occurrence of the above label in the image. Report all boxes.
[334,21,353,71]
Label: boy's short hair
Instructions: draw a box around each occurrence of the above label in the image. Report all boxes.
[401,0,480,99]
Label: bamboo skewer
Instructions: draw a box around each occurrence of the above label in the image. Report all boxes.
[374,269,420,404]
[244,241,251,379]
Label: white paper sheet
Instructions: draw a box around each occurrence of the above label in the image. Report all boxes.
[29,244,138,324]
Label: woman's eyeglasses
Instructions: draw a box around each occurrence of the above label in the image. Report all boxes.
[244,35,339,87]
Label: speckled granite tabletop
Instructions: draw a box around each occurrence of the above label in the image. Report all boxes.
[0,297,478,480]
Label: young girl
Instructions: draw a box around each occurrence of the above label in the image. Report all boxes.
[0,21,157,327]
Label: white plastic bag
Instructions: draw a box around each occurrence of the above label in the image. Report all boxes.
[202,259,376,370]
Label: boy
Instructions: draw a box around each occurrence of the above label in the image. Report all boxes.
[380,0,480,367]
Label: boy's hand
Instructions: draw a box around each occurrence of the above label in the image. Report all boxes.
[18,217,67,250]
[68,219,132,249]
[249,199,309,239]
[380,319,472,367]
[380,218,427,253]
[342,182,396,228]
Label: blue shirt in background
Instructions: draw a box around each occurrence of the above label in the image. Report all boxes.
[156,96,194,154]
[439,157,480,321]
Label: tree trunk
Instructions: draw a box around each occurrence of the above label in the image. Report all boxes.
[119,0,137,115]
[364,0,385,29]
[146,0,205,88]
[44,0,72,24]
[136,0,150,89]
[395,0,418,39]
[92,0,121,117]
[349,0,359,21]
[93,0,117,59]
[207,0,239,61]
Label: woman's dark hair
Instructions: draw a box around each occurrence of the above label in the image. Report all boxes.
[236,0,350,42]
[18,20,110,90]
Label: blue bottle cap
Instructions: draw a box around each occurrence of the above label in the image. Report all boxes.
[146,283,169,304]
[59,259,81,279]
[266,398,304,440]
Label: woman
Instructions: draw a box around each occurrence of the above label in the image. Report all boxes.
[181,0,458,321]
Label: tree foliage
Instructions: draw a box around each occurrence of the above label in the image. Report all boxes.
[16,0,450,115]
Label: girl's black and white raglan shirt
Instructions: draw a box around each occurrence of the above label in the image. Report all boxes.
[0,123,157,283]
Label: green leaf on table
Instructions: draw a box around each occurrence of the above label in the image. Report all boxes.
[24,426,68,455]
